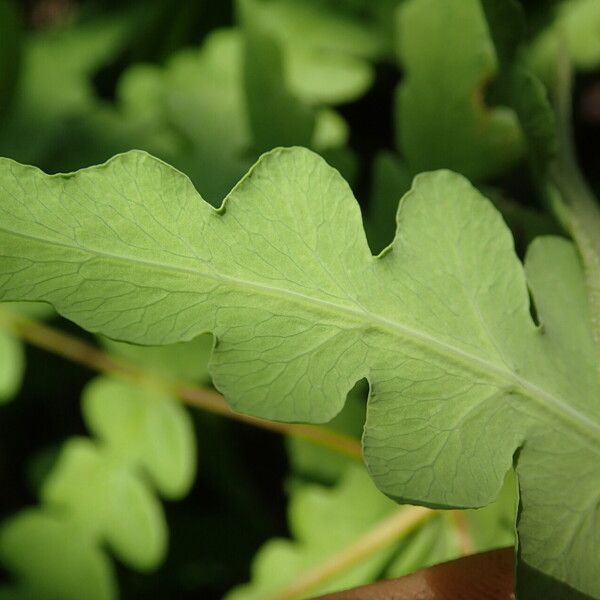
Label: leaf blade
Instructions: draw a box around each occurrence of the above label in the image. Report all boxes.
[0,147,599,597]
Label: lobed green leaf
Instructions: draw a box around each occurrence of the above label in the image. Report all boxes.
[83,377,196,499]
[395,0,524,180]
[42,438,167,570]
[0,147,599,598]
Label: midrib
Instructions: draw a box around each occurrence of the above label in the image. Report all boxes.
[4,226,600,449]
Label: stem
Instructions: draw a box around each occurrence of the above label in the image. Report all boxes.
[269,506,436,600]
[549,48,600,366]
[0,309,362,460]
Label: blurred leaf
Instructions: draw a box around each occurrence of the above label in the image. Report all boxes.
[529,0,600,83]
[35,28,250,203]
[243,0,380,104]
[312,109,350,152]
[395,0,524,180]
[511,65,557,172]
[480,1,558,173]
[0,509,116,600]
[100,335,213,384]
[225,465,398,600]
[82,377,196,499]
[42,438,167,571]
[481,0,525,67]
[0,14,132,165]
[0,301,54,403]
[2,148,599,597]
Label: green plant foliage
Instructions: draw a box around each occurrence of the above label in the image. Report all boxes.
[0,510,114,600]
[100,335,213,384]
[0,302,54,403]
[39,28,252,203]
[394,0,524,181]
[240,2,316,153]
[0,372,197,598]
[386,473,515,578]
[43,437,166,570]
[529,0,600,83]
[225,465,398,600]
[228,465,515,599]
[0,147,598,598]
[0,14,132,166]
[240,0,382,105]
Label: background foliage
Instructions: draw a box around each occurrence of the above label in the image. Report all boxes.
[0,0,599,598]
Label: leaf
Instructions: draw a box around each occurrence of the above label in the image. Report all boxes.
[82,376,196,499]
[0,147,599,598]
[100,335,213,384]
[395,0,524,180]
[48,24,353,203]
[240,1,316,154]
[45,28,252,204]
[0,301,54,403]
[41,438,167,571]
[0,14,131,166]
[386,460,516,578]
[225,465,398,600]
[242,0,380,105]
[0,509,116,600]
[480,0,525,68]
[529,0,600,84]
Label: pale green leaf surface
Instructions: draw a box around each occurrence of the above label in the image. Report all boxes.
[0,509,115,600]
[0,148,599,597]
[41,438,166,571]
[82,376,196,499]
[0,15,131,165]
[225,465,397,600]
[312,109,349,153]
[52,25,353,203]
[395,0,524,181]
[241,3,315,154]
[0,301,54,403]
[367,152,413,253]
